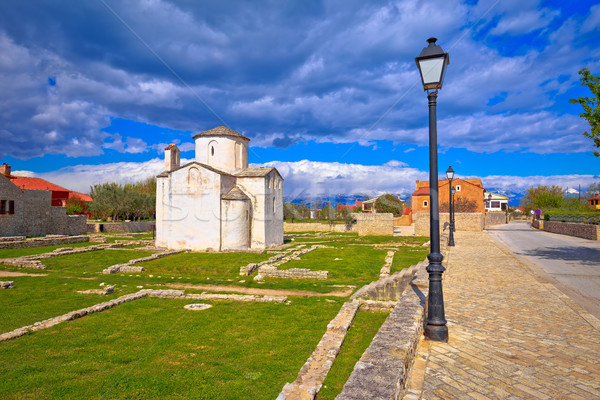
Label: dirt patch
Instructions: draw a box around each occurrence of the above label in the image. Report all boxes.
[161,283,354,298]
[0,270,47,277]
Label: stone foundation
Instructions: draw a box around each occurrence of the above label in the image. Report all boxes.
[1,281,14,289]
[0,235,89,249]
[102,249,184,274]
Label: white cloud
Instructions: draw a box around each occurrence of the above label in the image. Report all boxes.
[490,9,560,35]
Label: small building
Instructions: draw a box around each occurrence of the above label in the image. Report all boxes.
[411,178,486,216]
[0,164,87,237]
[484,192,509,212]
[156,126,284,251]
[336,200,363,212]
[588,192,600,211]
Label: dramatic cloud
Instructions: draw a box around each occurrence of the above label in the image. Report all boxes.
[0,0,597,161]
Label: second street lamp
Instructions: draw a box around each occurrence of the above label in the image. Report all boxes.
[446,166,455,247]
[416,37,449,342]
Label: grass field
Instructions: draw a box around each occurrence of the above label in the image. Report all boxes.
[0,231,428,399]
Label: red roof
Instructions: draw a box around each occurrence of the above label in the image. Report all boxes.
[68,191,93,202]
[412,187,430,196]
[9,176,69,192]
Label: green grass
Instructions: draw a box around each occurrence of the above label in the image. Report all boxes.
[318,310,390,399]
[137,251,272,280]
[0,233,429,398]
[0,275,132,332]
[0,297,342,400]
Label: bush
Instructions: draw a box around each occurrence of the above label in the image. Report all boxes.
[374,194,403,216]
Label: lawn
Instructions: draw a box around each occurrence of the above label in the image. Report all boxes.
[0,231,427,399]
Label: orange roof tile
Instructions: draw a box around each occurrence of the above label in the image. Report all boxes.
[9,176,69,192]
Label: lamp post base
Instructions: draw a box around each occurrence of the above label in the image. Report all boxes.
[425,324,449,342]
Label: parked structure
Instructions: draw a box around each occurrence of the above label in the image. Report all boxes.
[156,126,284,251]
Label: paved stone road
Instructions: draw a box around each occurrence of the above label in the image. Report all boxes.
[405,231,600,400]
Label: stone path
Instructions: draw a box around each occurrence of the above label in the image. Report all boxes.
[278,301,360,400]
[405,231,600,400]
[162,283,354,298]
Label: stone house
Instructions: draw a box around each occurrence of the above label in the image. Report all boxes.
[411,178,486,216]
[0,166,87,237]
[156,126,284,251]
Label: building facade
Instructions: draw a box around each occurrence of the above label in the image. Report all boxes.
[155,126,284,251]
[412,178,486,215]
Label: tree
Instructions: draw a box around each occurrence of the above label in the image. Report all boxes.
[520,185,564,211]
[569,68,600,157]
[585,182,600,199]
[374,194,403,216]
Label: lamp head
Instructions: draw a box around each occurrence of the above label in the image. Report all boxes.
[415,37,449,91]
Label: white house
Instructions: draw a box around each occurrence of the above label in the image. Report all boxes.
[484,192,508,212]
[155,126,284,251]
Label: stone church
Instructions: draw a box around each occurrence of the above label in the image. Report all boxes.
[155,126,284,251]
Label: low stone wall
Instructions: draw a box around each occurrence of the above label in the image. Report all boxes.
[336,264,429,399]
[531,219,543,229]
[352,213,394,236]
[414,213,483,236]
[102,249,184,274]
[283,222,355,233]
[1,281,14,289]
[352,260,425,302]
[259,266,328,280]
[485,212,507,227]
[543,221,600,240]
[87,221,155,233]
[0,235,89,250]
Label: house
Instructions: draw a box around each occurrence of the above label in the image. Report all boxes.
[484,192,509,212]
[0,164,86,237]
[0,164,93,206]
[336,200,364,211]
[411,178,486,216]
[156,126,284,251]
[588,192,600,211]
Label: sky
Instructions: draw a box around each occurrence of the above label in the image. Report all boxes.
[0,0,599,205]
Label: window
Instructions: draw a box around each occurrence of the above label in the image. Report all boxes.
[423,200,429,208]
[211,146,215,156]
[455,185,461,192]
[8,200,14,215]
[0,200,5,214]
[491,201,500,208]
[273,198,276,213]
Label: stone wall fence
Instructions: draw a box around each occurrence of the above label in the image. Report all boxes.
[352,213,394,236]
[543,220,600,240]
[484,212,507,227]
[414,212,483,236]
[283,222,354,233]
[87,221,155,233]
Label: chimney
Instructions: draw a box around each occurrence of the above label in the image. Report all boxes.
[415,180,420,190]
[164,144,180,172]
[0,163,11,177]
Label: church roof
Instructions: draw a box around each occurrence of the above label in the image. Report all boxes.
[156,161,234,178]
[234,167,280,178]
[221,186,250,201]
[192,126,250,141]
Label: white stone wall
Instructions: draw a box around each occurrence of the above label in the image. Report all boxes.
[195,136,249,173]
[237,177,267,249]
[221,199,250,250]
[157,164,222,251]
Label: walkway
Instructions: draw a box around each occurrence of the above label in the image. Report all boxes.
[405,231,600,400]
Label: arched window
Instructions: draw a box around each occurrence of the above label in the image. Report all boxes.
[273,197,276,213]
[188,167,200,186]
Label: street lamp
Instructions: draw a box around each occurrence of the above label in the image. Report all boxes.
[416,37,449,342]
[446,166,455,247]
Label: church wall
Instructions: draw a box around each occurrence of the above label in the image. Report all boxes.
[236,177,266,249]
[264,174,284,247]
[195,136,249,173]
[221,199,250,250]
[158,165,222,251]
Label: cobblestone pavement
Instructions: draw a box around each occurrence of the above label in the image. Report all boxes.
[405,231,600,400]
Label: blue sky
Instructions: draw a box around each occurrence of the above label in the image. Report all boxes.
[0,0,598,204]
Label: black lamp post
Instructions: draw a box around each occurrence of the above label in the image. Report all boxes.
[446,166,455,247]
[416,37,449,342]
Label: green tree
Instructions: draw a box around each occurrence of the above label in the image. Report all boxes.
[585,182,600,198]
[520,185,564,211]
[374,194,404,216]
[569,68,600,157]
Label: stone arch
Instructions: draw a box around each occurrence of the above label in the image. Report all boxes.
[188,167,200,186]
